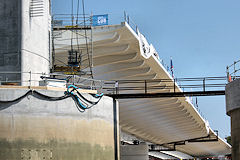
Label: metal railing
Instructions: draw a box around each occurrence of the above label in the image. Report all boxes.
[226,59,240,82]
[0,72,228,123]
[103,76,229,95]
[52,14,92,27]
[122,12,173,76]
[0,72,104,92]
[124,11,139,35]
[0,72,232,94]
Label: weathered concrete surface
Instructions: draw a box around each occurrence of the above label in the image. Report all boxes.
[0,0,51,85]
[0,88,119,160]
[21,0,51,85]
[120,144,148,160]
[226,78,240,160]
[0,0,21,81]
[229,109,240,160]
[226,78,240,115]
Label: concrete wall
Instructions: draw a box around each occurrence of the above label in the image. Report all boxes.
[0,88,119,160]
[225,78,240,160]
[0,0,51,85]
[120,144,148,160]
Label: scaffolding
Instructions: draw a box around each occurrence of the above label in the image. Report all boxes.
[51,14,94,79]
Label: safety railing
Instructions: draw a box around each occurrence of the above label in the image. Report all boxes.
[124,11,139,35]
[1,72,226,122]
[0,72,105,92]
[226,59,240,82]
[103,76,230,95]
[102,77,230,122]
[52,14,92,27]
[122,12,174,76]
[0,72,231,95]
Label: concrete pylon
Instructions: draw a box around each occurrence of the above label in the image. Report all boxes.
[225,78,240,160]
[0,0,51,86]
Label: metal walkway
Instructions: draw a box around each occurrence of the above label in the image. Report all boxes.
[104,76,233,98]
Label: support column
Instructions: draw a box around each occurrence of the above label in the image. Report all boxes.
[225,78,240,160]
[120,143,148,160]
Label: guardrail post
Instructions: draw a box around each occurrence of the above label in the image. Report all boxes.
[226,66,230,82]
[115,81,119,94]
[73,74,75,85]
[29,71,32,86]
[203,78,206,92]
[100,80,103,93]
[234,61,237,78]
[145,80,147,94]
[173,79,176,93]
[91,80,93,90]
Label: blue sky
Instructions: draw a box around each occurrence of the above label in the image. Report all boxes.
[52,0,240,138]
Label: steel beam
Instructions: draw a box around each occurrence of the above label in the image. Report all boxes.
[107,90,225,99]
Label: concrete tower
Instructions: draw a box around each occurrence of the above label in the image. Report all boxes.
[0,0,51,85]
[226,78,240,160]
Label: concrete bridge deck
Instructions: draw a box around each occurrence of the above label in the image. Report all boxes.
[53,22,231,157]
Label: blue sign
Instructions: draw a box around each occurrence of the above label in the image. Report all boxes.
[92,14,108,26]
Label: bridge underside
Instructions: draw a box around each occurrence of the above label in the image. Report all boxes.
[53,22,231,157]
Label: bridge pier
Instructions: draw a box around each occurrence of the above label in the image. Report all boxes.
[0,88,119,160]
[225,78,240,160]
[120,143,148,160]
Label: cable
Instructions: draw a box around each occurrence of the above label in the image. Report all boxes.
[33,90,70,101]
[67,84,103,109]
[0,90,70,103]
[0,86,103,112]
[82,0,94,80]
[76,0,80,25]
[0,90,32,103]
[70,94,85,112]
[67,85,98,104]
